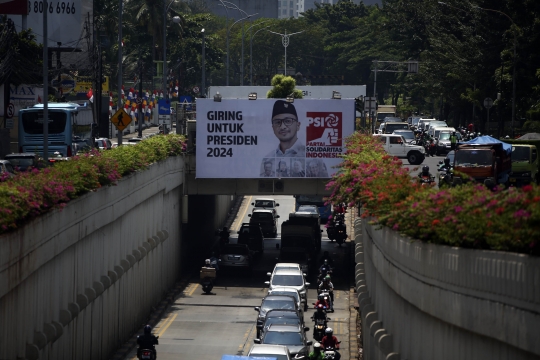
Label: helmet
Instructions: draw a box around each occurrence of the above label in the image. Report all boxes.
[314,342,321,350]
[452,131,456,135]
[505,135,510,139]
[325,275,331,281]
[325,328,333,336]
[144,325,152,334]
[205,259,211,265]
[422,165,430,174]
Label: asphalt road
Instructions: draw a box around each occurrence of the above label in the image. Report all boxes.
[124,195,353,360]
[402,152,449,186]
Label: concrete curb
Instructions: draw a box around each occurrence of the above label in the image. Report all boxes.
[109,278,190,360]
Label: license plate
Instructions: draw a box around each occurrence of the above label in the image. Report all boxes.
[510,178,516,183]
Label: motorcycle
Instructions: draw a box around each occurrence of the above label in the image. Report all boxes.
[419,175,436,187]
[334,220,347,246]
[318,266,333,282]
[323,343,341,360]
[317,290,334,312]
[326,220,336,241]
[312,318,328,341]
[437,166,453,188]
[200,265,217,294]
[138,346,157,360]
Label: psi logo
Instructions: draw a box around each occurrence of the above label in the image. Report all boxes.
[306,112,342,146]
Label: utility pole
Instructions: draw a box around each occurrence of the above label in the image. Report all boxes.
[43,0,49,161]
[138,56,144,138]
[117,0,123,145]
[201,29,206,97]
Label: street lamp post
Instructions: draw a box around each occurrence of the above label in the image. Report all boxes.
[217,0,230,85]
[248,21,271,85]
[201,29,206,97]
[163,0,176,99]
[218,1,256,86]
[267,29,304,76]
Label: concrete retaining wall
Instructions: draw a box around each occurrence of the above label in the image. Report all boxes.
[354,218,540,360]
[0,157,185,360]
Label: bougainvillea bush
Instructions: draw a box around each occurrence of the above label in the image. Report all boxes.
[326,131,540,255]
[0,134,185,234]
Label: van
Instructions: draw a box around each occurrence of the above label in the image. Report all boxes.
[418,119,438,131]
[425,121,448,133]
[429,126,454,139]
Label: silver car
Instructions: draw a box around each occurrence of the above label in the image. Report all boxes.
[254,324,312,358]
[265,268,310,304]
[220,244,252,269]
[267,287,305,314]
[248,344,292,360]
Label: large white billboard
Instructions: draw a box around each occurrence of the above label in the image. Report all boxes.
[196,99,355,178]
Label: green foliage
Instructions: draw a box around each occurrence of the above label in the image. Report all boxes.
[266,75,303,99]
[0,135,185,234]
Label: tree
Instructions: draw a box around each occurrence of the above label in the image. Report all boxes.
[266,75,303,99]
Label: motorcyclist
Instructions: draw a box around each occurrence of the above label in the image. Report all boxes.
[209,252,220,271]
[319,260,333,276]
[319,251,334,267]
[417,165,434,182]
[318,275,334,311]
[308,342,324,360]
[219,226,230,245]
[136,325,159,359]
[321,328,341,360]
[314,294,331,311]
[438,158,452,172]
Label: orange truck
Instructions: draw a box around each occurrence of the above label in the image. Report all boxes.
[453,136,512,186]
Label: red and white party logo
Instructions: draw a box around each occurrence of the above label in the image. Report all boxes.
[306,112,342,146]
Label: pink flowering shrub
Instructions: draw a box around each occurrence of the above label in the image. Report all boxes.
[326,131,540,255]
[0,134,186,234]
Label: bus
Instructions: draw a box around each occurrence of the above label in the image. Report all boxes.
[294,195,332,222]
[18,102,94,157]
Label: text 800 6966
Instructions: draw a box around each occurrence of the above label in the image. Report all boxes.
[29,1,76,14]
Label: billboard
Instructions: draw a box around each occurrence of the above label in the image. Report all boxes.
[196,99,355,178]
[0,0,28,15]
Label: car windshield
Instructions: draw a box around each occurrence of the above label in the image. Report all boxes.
[21,111,67,134]
[264,331,303,346]
[439,133,451,140]
[262,299,296,311]
[455,150,492,166]
[272,275,304,286]
[250,354,288,360]
[298,206,317,213]
[512,146,530,162]
[265,317,302,328]
[6,158,34,168]
[385,124,408,133]
[270,291,300,302]
[255,200,275,208]
[252,212,273,220]
[223,245,249,255]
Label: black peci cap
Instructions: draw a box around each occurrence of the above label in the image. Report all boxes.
[272,100,298,119]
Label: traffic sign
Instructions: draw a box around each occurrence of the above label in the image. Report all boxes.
[110,108,132,131]
[180,96,192,111]
[6,103,15,119]
[484,97,493,109]
[193,86,200,94]
[136,97,143,105]
[158,99,171,115]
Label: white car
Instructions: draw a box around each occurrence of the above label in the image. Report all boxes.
[265,268,310,304]
[373,134,425,165]
[252,198,280,215]
[267,287,306,313]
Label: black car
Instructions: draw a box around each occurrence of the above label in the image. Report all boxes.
[4,153,41,171]
[255,296,302,337]
[256,309,308,338]
[249,209,279,237]
[237,223,265,252]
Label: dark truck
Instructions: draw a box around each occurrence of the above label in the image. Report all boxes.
[453,136,511,187]
[280,212,322,255]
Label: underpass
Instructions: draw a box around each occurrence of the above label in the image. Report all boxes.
[122,195,354,360]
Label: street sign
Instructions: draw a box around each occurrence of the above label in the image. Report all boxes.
[158,115,171,125]
[179,96,192,111]
[6,103,15,119]
[110,108,132,131]
[193,86,200,94]
[158,99,171,115]
[364,97,376,112]
[484,97,493,109]
[136,97,143,105]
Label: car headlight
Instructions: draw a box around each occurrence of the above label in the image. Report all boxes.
[419,147,425,153]
[522,172,531,177]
